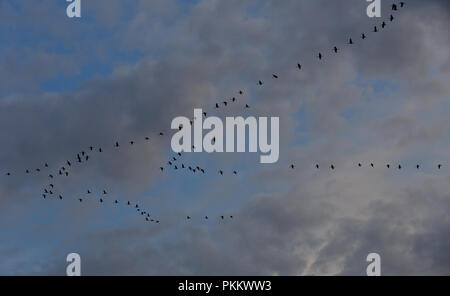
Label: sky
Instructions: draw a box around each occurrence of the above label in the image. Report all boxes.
[0,0,449,275]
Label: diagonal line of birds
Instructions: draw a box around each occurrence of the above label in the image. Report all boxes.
[2,2,426,224]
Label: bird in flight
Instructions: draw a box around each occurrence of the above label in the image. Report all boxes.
[290,164,295,169]
[258,80,263,85]
[272,74,279,79]
[373,26,378,33]
[390,15,394,22]
[330,164,335,170]
[333,46,338,53]
[318,53,323,60]
[381,21,386,28]
[297,63,302,70]
[438,164,442,169]
[361,33,366,39]
[349,38,353,45]
[392,4,397,11]
[219,170,223,175]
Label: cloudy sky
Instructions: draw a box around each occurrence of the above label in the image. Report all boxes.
[0,0,449,275]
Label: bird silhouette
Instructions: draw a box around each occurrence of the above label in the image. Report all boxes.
[382,21,386,28]
[373,26,378,32]
[245,104,250,108]
[315,164,319,169]
[392,4,397,11]
[160,167,164,171]
[49,174,53,178]
[145,137,150,140]
[258,80,263,85]
[387,164,390,168]
[370,163,374,168]
[349,38,353,44]
[130,141,134,145]
[187,216,191,220]
[416,164,420,169]
[297,63,302,70]
[44,163,49,167]
[233,171,237,175]
[400,2,404,8]
[216,103,219,108]
[398,165,402,170]
[59,195,63,200]
[390,15,394,21]
[115,142,119,147]
[103,190,107,195]
[330,164,335,170]
[89,146,94,151]
[98,148,102,152]
[290,164,295,169]
[159,132,164,136]
[333,46,338,53]
[239,90,243,95]
[358,163,362,167]
[231,97,236,102]
[438,164,442,169]
[67,161,71,166]
[318,53,323,60]
[361,33,366,39]
[219,170,223,175]
[272,74,279,79]
[87,190,91,194]
[79,198,82,202]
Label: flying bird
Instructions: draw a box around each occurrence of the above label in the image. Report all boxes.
[373,26,378,32]
[390,15,394,22]
[400,2,405,8]
[392,4,397,11]
[318,53,323,60]
[361,33,366,39]
[330,164,335,170]
[219,170,223,175]
[159,132,164,136]
[349,38,353,44]
[315,164,319,169]
[297,63,302,70]
[438,164,442,169]
[333,46,338,53]
[382,21,386,28]
[258,80,263,85]
[290,164,295,169]
[239,90,243,95]
[245,104,250,108]
[272,74,279,79]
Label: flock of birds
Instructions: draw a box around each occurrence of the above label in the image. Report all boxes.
[2,2,428,224]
